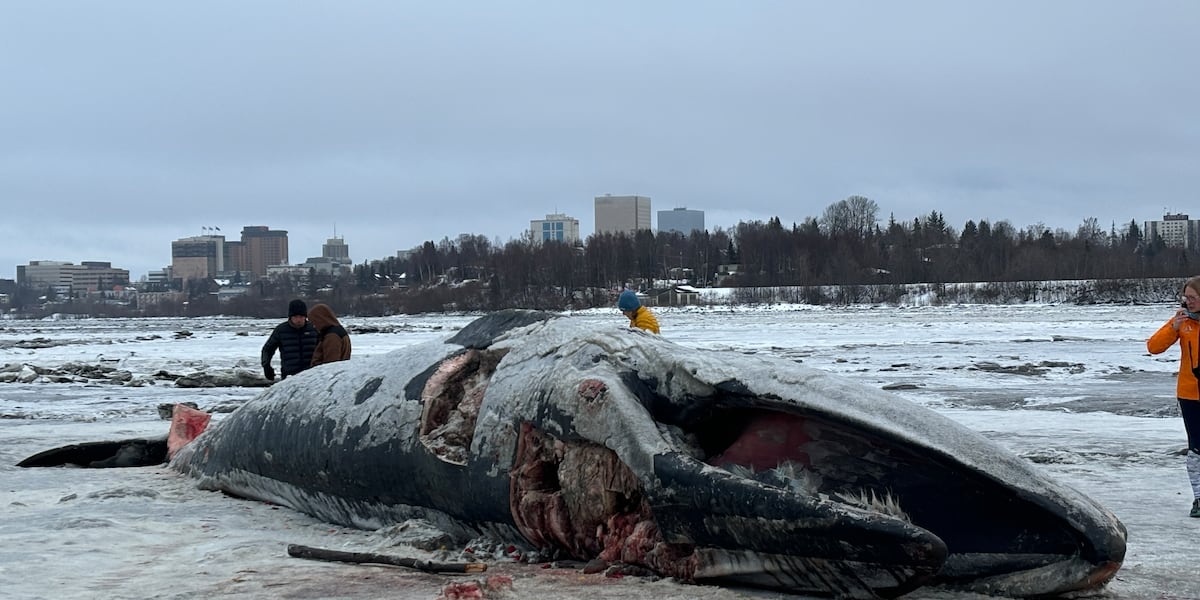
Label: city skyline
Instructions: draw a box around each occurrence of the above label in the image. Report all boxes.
[9,207,1196,285]
[3,3,1196,281]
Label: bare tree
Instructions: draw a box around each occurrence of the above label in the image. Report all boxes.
[821,195,879,237]
[845,195,879,237]
[1077,217,1105,246]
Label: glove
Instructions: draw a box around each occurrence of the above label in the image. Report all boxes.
[263,366,276,381]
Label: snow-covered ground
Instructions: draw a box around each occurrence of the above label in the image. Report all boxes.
[1,303,1196,599]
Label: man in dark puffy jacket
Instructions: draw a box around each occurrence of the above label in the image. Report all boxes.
[261,299,319,381]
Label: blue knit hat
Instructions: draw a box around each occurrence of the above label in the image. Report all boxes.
[618,289,640,311]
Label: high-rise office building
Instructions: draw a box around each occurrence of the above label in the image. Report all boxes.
[171,235,225,280]
[594,194,651,236]
[322,236,351,261]
[530,213,581,244]
[657,207,705,235]
[235,226,289,277]
[300,235,353,276]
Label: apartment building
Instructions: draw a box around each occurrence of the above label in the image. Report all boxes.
[1144,213,1200,249]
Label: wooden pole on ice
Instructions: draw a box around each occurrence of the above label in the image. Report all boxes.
[286,544,488,574]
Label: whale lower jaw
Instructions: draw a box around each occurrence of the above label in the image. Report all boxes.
[686,550,1121,600]
[942,555,1123,597]
[690,547,933,599]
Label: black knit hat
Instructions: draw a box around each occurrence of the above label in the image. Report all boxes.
[288,299,308,317]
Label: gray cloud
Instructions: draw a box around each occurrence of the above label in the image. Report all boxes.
[3,1,1197,279]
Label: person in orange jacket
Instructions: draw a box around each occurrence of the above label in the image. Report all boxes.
[1147,275,1200,518]
[308,303,352,367]
[617,289,659,334]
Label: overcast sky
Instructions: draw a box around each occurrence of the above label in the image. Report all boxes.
[2,1,1197,280]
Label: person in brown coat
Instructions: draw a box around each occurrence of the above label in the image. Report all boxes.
[308,303,352,367]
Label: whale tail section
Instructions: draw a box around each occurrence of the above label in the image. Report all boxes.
[16,402,209,469]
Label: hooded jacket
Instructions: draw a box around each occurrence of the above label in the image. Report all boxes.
[308,303,352,366]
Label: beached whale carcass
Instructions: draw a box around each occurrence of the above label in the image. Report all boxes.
[165,310,1125,598]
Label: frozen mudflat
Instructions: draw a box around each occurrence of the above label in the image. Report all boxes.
[2,304,1198,599]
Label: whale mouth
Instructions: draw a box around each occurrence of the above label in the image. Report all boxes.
[658,406,1125,596]
[508,395,1124,599]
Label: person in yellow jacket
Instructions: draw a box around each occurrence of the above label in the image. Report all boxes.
[617,289,660,334]
[1147,275,1200,518]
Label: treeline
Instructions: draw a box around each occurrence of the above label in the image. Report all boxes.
[344,196,1188,311]
[13,196,1196,318]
